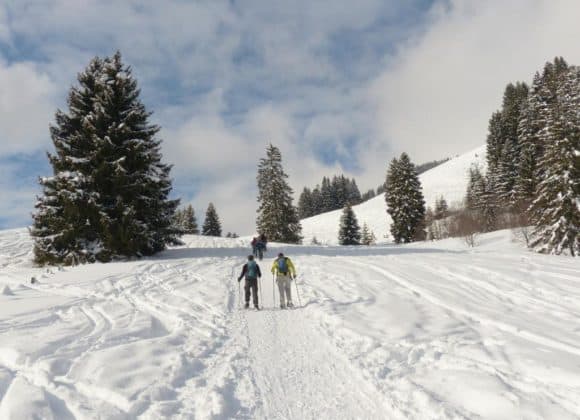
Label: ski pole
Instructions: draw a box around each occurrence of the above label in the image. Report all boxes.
[238,281,241,308]
[258,276,263,305]
[272,274,276,308]
[293,274,302,307]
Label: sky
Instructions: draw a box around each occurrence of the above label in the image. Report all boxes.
[1,0,580,234]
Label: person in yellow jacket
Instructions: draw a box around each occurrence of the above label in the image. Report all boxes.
[271,252,296,309]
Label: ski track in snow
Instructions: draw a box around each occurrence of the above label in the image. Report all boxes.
[1,229,580,419]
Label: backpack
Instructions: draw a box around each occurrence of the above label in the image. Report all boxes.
[247,260,258,279]
[277,257,288,274]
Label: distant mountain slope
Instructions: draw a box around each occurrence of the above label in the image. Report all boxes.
[301,145,487,244]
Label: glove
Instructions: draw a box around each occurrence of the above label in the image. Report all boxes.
[237,277,242,282]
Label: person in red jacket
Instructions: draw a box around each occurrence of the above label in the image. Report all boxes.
[238,255,262,309]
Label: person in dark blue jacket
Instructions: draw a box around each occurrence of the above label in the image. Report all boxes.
[238,255,262,309]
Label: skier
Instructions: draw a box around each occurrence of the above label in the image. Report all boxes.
[251,237,258,257]
[238,255,262,309]
[259,233,268,250]
[271,252,296,309]
[255,234,267,260]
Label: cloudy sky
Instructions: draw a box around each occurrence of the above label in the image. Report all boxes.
[1,0,579,234]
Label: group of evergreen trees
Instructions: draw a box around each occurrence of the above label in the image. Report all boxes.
[467,57,579,255]
[337,204,376,246]
[298,175,362,218]
[173,205,199,234]
[173,202,223,237]
[31,52,576,262]
[31,52,179,265]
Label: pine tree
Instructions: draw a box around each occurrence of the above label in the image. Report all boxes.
[202,203,222,236]
[310,185,322,216]
[486,82,529,208]
[465,165,484,211]
[31,52,179,265]
[486,111,504,170]
[298,187,313,219]
[347,178,362,205]
[182,204,199,234]
[360,222,376,245]
[385,153,426,243]
[256,144,302,243]
[529,67,580,256]
[515,59,569,207]
[320,177,334,212]
[480,175,498,232]
[338,204,361,245]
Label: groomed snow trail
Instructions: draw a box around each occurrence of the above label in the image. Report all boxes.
[1,229,580,419]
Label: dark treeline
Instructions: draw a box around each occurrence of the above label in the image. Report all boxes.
[298,175,362,219]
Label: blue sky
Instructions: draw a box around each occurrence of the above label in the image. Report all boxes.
[1,0,579,233]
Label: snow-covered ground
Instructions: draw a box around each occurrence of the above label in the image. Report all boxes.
[301,145,487,245]
[1,227,579,419]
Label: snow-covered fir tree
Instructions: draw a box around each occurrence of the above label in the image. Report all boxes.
[320,177,334,213]
[256,144,302,243]
[465,165,484,211]
[338,204,361,245]
[486,82,529,208]
[515,58,569,207]
[529,66,580,256]
[31,52,179,265]
[202,203,222,237]
[182,205,199,234]
[347,178,362,204]
[385,153,426,243]
[310,185,322,216]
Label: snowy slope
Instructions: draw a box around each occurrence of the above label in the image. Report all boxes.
[301,145,487,244]
[1,228,580,419]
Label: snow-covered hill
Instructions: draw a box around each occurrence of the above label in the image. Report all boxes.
[1,227,580,419]
[301,145,487,244]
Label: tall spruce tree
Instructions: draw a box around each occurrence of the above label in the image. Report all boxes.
[515,58,569,207]
[202,203,222,237]
[385,153,426,243]
[31,52,178,265]
[465,165,485,211]
[256,144,302,243]
[485,82,529,208]
[529,66,580,255]
[338,204,361,245]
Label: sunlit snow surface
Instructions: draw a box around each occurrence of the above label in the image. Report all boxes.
[1,226,579,419]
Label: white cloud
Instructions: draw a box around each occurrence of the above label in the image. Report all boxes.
[0,61,56,155]
[370,0,580,163]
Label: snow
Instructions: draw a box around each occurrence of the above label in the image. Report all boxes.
[301,145,487,245]
[1,226,579,419]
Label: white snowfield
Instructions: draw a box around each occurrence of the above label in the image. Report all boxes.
[301,145,487,245]
[1,227,580,419]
